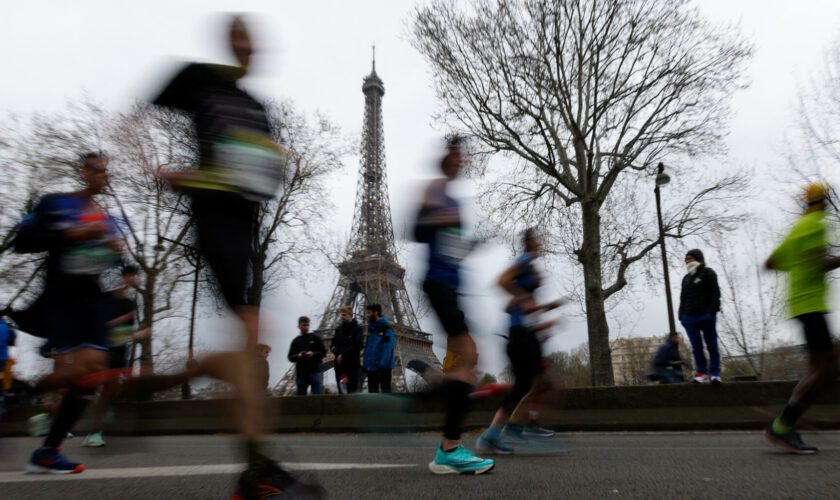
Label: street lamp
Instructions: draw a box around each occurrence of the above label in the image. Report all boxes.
[156,236,202,400]
[654,162,676,335]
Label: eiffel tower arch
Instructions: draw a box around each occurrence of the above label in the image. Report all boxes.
[275,52,442,395]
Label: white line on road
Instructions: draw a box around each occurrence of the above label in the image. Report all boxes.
[0,462,417,483]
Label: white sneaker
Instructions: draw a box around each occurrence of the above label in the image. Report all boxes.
[710,375,722,385]
[691,373,709,384]
[81,432,106,447]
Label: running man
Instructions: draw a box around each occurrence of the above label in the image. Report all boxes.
[82,265,148,447]
[146,15,320,497]
[13,152,123,473]
[476,228,564,454]
[763,182,839,454]
[415,137,494,475]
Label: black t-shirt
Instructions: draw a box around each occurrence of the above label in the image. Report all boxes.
[152,63,287,201]
[108,294,136,346]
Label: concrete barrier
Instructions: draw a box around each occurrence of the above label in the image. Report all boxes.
[1,381,838,436]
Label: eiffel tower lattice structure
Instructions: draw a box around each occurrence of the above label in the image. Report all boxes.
[274,52,442,395]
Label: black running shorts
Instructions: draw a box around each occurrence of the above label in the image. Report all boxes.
[795,312,835,352]
[36,292,110,357]
[191,191,258,309]
[108,344,129,369]
[423,280,468,338]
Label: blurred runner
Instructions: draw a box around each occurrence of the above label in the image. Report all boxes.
[476,228,565,455]
[13,152,123,474]
[763,182,839,454]
[142,15,322,498]
[415,137,494,475]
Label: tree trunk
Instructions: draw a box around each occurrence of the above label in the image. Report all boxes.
[580,201,615,386]
[139,271,156,371]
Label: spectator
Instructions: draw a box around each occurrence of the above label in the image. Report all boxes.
[287,316,326,395]
[331,306,363,394]
[257,344,272,392]
[0,317,13,416]
[651,333,685,384]
[363,304,395,393]
[678,249,722,384]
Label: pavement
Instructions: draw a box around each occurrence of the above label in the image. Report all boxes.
[1,431,839,499]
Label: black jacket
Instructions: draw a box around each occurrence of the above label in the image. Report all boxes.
[287,333,326,376]
[678,266,721,317]
[331,319,363,368]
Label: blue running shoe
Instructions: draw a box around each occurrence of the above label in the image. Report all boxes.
[428,445,495,475]
[504,425,566,455]
[476,431,513,455]
[25,446,84,474]
[523,423,555,438]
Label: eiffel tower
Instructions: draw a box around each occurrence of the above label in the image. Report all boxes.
[275,51,442,395]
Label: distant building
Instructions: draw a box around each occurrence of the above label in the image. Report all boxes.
[610,336,664,386]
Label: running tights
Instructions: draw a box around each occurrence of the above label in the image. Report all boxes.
[442,380,473,441]
[44,389,90,449]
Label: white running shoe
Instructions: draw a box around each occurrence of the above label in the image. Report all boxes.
[691,373,709,384]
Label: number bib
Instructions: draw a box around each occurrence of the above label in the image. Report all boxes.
[212,130,291,201]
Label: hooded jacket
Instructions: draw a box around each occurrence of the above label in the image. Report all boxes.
[363,315,396,371]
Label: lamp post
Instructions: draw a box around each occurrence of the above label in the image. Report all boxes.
[155,236,201,400]
[654,162,677,335]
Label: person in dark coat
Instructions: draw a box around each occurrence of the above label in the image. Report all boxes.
[287,316,326,395]
[331,306,363,394]
[678,249,722,384]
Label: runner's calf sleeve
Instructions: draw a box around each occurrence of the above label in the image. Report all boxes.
[44,389,91,448]
[442,380,473,441]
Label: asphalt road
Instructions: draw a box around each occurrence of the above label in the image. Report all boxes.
[1,431,839,499]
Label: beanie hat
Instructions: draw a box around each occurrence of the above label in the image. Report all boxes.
[686,249,704,264]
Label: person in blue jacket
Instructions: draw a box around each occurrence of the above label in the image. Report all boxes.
[363,304,395,393]
[651,333,686,384]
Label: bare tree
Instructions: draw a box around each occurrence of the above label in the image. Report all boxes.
[411,0,753,385]
[247,102,349,307]
[711,221,782,379]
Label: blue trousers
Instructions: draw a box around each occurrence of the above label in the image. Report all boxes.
[681,313,720,377]
[296,372,323,396]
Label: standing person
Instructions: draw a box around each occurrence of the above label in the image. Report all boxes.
[82,265,148,448]
[287,316,326,395]
[362,304,395,394]
[13,153,122,474]
[678,249,722,384]
[148,15,323,498]
[415,137,494,475]
[650,333,686,384]
[476,228,564,454]
[256,344,271,392]
[763,183,839,454]
[331,306,363,394]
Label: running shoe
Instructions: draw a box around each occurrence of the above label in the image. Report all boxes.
[25,446,84,474]
[28,413,51,437]
[691,372,709,384]
[763,425,818,455]
[428,445,495,475]
[710,375,722,385]
[476,432,513,455]
[82,431,106,447]
[523,424,556,438]
[504,425,566,455]
[232,455,324,499]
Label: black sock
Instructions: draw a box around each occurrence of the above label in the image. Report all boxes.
[44,391,90,449]
[245,440,264,469]
[442,380,474,442]
[780,403,806,428]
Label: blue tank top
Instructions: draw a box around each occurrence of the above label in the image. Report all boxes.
[422,183,470,289]
[508,253,541,328]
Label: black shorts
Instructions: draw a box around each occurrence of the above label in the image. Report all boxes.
[795,312,835,352]
[423,280,468,337]
[108,344,129,369]
[192,191,258,308]
[36,292,110,357]
[506,326,544,382]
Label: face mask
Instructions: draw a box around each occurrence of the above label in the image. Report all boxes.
[686,261,701,275]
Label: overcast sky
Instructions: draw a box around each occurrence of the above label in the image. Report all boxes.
[5,1,840,385]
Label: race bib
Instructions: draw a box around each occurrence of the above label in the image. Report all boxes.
[61,242,120,275]
[213,130,291,201]
[437,228,472,262]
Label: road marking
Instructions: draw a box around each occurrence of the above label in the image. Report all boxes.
[0,462,416,483]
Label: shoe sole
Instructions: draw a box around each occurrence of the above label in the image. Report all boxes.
[81,442,106,447]
[475,439,514,455]
[762,428,818,455]
[522,433,556,438]
[25,463,85,474]
[428,461,495,475]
